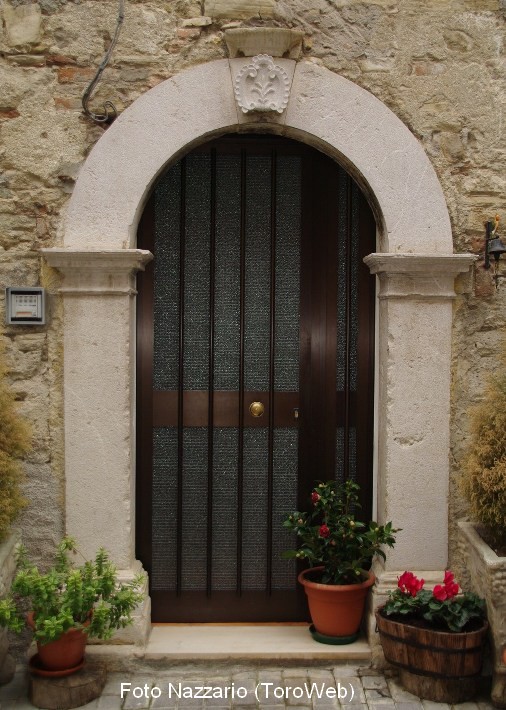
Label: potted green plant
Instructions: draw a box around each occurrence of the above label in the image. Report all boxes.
[283,480,398,643]
[458,355,506,707]
[376,570,487,703]
[0,536,144,675]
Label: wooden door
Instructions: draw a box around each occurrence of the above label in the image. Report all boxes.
[136,135,376,622]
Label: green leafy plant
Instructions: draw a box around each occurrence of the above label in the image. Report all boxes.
[461,356,506,552]
[283,480,398,585]
[0,334,30,542]
[0,537,144,645]
[381,571,485,632]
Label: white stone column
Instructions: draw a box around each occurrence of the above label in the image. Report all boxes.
[364,253,475,659]
[41,249,153,644]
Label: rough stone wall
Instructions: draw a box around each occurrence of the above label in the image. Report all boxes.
[0,0,505,580]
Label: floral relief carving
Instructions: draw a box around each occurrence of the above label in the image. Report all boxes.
[234,54,290,114]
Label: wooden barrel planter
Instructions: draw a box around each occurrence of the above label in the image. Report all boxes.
[375,608,489,703]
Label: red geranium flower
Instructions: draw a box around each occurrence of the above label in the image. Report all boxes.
[319,524,330,538]
[444,570,455,585]
[398,571,424,597]
[311,492,321,505]
[442,570,459,599]
[433,584,448,601]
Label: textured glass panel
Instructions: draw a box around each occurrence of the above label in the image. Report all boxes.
[336,176,359,392]
[181,428,208,590]
[349,426,357,480]
[153,166,181,391]
[335,427,344,484]
[242,428,268,590]
[244,156,271,391]
[275,156,300,391]
[152,427,178,590]
[272,428,298,589]
[335,172,360,481]
[336,171,348,392]
[183,154,211,389]
[334,427,357,484]
[214,155,241,390]
[212,427,238,590]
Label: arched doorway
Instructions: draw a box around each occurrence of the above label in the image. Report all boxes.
[42,57,474,644]
[136,133,376,622]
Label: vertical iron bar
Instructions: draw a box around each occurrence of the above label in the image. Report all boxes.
[176,157,186,596]
[207,149,216,597]
[237,149,246,595]
[343,174,352,481]
[267,150,276,595]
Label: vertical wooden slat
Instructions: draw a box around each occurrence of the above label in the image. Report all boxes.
[207,148,216,596]
[135,195,155,577]
[343,173,352,481]
[266,149,276,594]
[176,157,186,596]
[322,158,338,479]
[355,187,376,521]
[236,149,246,595]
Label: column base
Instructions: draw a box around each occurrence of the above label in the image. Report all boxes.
[88,560,151,647]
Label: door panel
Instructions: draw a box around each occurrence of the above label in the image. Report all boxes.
[136,135,375,622]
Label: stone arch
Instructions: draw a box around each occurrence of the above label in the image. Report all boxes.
[65,58,452,254]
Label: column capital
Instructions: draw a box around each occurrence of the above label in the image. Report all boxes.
[41,248,153,295]
[364,253,476,300]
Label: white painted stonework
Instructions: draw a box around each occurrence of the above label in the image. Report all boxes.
[224,28,303,59]
[234,55,290,114]
[64,59,452,255]
[44,57,474,646]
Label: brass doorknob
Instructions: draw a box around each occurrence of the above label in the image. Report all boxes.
[249,401,265,417]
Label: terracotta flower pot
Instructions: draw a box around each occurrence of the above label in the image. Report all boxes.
[26,612,89,672]
[298,566,375,638]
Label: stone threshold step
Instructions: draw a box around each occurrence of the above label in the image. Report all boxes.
[87,625,372,672]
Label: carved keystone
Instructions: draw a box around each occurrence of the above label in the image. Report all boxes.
[234,54,290,114]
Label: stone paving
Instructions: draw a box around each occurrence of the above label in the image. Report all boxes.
[0,665,496,710]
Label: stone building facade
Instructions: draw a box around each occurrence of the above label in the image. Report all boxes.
[0,0,505,651]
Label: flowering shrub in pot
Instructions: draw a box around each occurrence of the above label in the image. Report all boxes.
[376,571,487,703]
[283,480,398,642]
[0,537,144,674]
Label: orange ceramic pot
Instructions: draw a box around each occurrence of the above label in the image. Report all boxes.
[27,612,89,672]
[298,567,375,638]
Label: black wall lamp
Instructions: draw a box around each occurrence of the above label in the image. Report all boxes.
[484,215,506,287]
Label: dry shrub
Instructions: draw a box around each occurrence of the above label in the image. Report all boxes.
[461,362,506,551]
[0,336,30,542]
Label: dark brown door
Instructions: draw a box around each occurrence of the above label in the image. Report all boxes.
[136,135,375,622]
